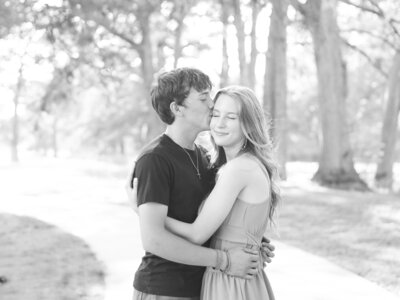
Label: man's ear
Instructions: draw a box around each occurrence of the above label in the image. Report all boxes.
[170,101,183,116]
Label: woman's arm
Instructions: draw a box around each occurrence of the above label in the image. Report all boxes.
[165,160,248,244]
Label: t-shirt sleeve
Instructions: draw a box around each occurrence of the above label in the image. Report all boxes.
[134,153,171,207]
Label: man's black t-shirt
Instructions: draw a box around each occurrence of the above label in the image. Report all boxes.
[133,134,216,297]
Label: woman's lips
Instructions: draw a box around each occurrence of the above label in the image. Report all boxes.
[212,130,228,136]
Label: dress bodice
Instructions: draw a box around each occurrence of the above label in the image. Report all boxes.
[211,198,270,250]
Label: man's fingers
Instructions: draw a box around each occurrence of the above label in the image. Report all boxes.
[261,248,275,258]
[261,242,275,252]
[262,236,271,243]
[261,254,272,263]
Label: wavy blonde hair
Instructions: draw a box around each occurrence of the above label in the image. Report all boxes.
[212,85,280,223]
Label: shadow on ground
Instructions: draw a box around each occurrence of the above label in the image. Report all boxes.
[0,213,105,300]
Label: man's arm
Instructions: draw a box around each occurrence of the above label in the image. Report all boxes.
[139,202,260,279]
[126,173,275,265]
[126,174,274,270]
[128,153,260,277]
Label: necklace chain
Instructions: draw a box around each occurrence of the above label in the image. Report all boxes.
[179,145,201,180]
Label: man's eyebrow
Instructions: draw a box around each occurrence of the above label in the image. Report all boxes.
[199,91,210,95]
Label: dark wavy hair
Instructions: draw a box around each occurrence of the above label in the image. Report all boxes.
[151,68,213,124]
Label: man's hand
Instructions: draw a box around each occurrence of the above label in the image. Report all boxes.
[261,237,275,265]
[125,174,139,214]
[225,247,260,280]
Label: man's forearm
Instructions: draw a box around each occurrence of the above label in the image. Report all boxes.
[141,225,217,267]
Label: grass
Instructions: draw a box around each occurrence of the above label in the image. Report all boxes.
[271,163,400,296]
[0,213,105,300]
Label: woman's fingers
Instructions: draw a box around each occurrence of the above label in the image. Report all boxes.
[132,177,138,189]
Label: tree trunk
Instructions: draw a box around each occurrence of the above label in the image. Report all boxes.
[138,8,163,142]
[138,13,154,93]
[375,50,400,189]
[219,0,230,87]
[52,115,58,158]
[248,0,261,90]
[173,18,184,69]
[172,2,192,68]
[305,0,367,189]
[11,63,24,163]
[263,0,289,179]
[232,0,249,86]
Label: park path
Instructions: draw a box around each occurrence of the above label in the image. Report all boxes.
[1,158,399,300]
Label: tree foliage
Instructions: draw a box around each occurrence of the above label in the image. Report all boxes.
[1,0,399,190]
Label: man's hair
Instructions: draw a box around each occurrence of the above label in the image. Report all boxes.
[151,68,213,124]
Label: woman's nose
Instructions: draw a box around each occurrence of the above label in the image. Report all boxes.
[216,117,226,128]
[207,98,214,109]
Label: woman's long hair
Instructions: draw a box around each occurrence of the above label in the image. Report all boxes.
[211,86,281,224]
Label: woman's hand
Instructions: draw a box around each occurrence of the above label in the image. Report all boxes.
[125,172,139,214]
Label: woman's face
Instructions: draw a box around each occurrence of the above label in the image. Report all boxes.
[210,94,245,148]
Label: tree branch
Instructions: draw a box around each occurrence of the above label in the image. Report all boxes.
[340,0,383,17]
[91,17,140,50]
[340,0,400,38]
[342,38,388,78]
[289,0,307,16]
[68,3,140,50]
[341,27,397,49]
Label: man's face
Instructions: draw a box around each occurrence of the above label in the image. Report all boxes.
[180,88,213,131]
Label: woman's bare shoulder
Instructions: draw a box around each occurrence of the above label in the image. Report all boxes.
[222,154,258,174]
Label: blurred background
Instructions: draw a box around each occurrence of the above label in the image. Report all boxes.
[1,0,400,299]
[1,0,399,191]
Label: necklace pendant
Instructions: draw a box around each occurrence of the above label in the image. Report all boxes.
[197,171,201,180]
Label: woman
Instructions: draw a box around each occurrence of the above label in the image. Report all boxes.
[163,85,280,299]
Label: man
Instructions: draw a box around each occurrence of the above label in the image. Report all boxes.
[129,68,273,300]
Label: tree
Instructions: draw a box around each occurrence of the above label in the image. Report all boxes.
[11,57,24,162]
[169,1,196,68]
[38,64,74,157]
[1,0,39,162]
[231,0,264,89]
[291,0,367,189]
[263,0,289,179]
[62,0,164,143]
[219,0,231,87]
[249,0,263,89]
[339,0,400,190]
[232,0,249,86]
[375,50,400,189]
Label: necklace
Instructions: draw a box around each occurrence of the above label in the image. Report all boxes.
[179,145,201,180]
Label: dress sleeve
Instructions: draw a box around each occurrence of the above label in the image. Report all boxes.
[134,153,172,207]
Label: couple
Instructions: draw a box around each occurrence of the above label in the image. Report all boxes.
[126,68,280,300]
